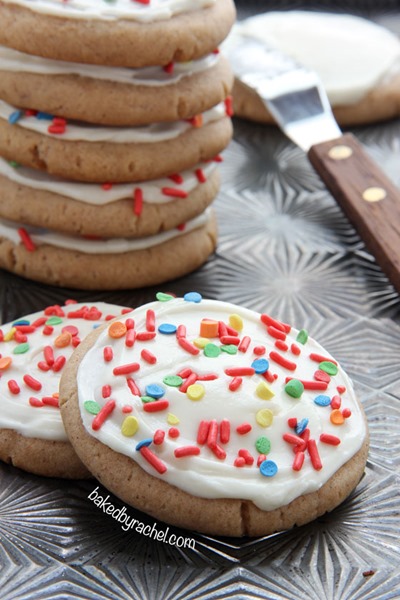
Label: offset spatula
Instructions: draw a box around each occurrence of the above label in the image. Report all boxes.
[229,39,400,294]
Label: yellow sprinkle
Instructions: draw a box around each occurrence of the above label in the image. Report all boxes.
[167,413,180,425]
[121,416,139,437]
[229,314,243,331]
[187,383,205,401]
[4,327,16,342]
[256,381,275,400]
[256,408,274,428]
[193,337,210,349]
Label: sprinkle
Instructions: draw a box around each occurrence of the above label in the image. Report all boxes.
[163,375,183,387]
[314,369,331,383]
[207,420,218,447]
[209,443,226,460]
[179,372,197,393]
[121,416,139,437]
[23,374,42,391]
[262,370,275,384]
[143,399,169,412]
[156,292,174,302]
[236,422,252,435]
[219,419,230,444]
[238,449,254,465]
[267,325,286,341]
[307,439,322,470]
[259,460,278,477]
[108,321,127,339]
[330,409,345,425]
[29,397,43,407]
[337,385,346,394]
[177,367,192,379]
[45,316,63,326]
[177,324,186,338]
[135,439,152,450]
[133,188,143,216]
[168,427,179,438]
[287,378,328,391]
[204,343,221,358]
[127,378,141,397]
[221,344,238,355]
[310,353,337,365]
[319,361,339,376]
[238,336,251,353]
[174,446,200,458]
[125,329,136,348]
[229,376,242,391]
[167,413,180,425]
[18,228,36,252]
[251,358,269,374]
[260,313,290,333]
[225,367,255,377]
[275,340,288,352]
[283,433,306,450]
[197,421,210,445]
[145,309,155,332]
[163,61,174,74]
[295,418,309,435]
[122,405,133,413]
[183,292,202,303]
[253,346,266,356]
[62,325,78,337]
[314,394,331,407]
[162,187,188,198]
[331,395,342,409]
[256,408,274,428]
[200,318,219,338]
[320,433,341,445]
[195,168,206,183]
[42,396,59,407]
[92,399,116,430]
[54,332,71,348]
[141,349,157,364]
[288,417,298,428]
[194,337,211,349]
[296,329,308,344]
[113,362,140,375]
[0,356,12,370]
[256,381,275,400]
[342,408,352,418]
[8,380,20,394]
[125,318,135,330]
[187,114,203,127]
[269,351,297,371]
[139,446,167,474]
[291,343,301,356]
[257,454,266,467]
[153,430,165,445]
[292,451,305,471]
[38,361,50,371]
[220,335,240,346]
[224,95,234,117]
[145,383,164,399]
[197,373,218,381]
[158,323,177,335]
[8,109,23,124]
[178,337,199,355]
[234,457,246,467]
[102,385,112,398]
[187,383,205,401]
[255,436,271,454]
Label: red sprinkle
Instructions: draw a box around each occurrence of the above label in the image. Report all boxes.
[44,346,55,366]
[153,429,165,445]
[269,351,297,371]
[29,396,43,407]
[309,353,338,365]
[168,427,180,438]
[139,446,167,474]
[218,321,228,338]
[178,337,199,355]
[257,454,266,467]
[18,228,36,252]
[143,399,169,412]
[320,433,341,445]
[177,367,192,379]
[275,340,289,352]
[314,369,331,383]
[253,345,266,356]
[292,451,305,471]
[174,446,200,458]
[103,346,113,362]
[283,433,306,451]
[125,329,136,348]
[219,419,230,444]
[113,362,140,376]
[195,168,206,183]
[122,405,133,413]
[225,367,255,377]
[38,361,51,372]
[161,187,188,198]
[238,336,251,353]
[146,309,156,332]
[342,408,352,418]
[52,356,66,372]
[42,396,59,408]
[23,374,42,391]
[8,380,20,394]
[286,377,328,391]
[133,188,143,216]
[209,443,226,460]
[224,95,234,117]
[234,457,246,467]
[236,422,252,435]
[102,385,112,398]
[136,332,156,341]
[229,376,242,391]
[141,349,157,364]
[307,439,323,470]
[291,343,301,356]
[197,420,210,445]
[261,313,290,333]
[331,395,342,409]
[163,61,174,74]
[287,417,298,428]
[238,448,254,465]
[92,399,116,430]
[42,325,53,336]
[125,318,135,330]
[220,335,240,346]
[262,370,275,383]
[207,420,218,447]
[267,325,287,341]
[179,372,198,393]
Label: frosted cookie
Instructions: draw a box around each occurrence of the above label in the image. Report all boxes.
[0,0,236,68]
[224,11,400,126]
[0,100,233,182]
[0,209,217,290]
[59,295,369,536]
[0,301,131,478]
[0,47,234,126]
[0,158,220,238]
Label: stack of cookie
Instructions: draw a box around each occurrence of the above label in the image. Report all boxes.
[0,0,236,289]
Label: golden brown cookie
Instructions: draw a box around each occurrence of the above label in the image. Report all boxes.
[59,296,369,536]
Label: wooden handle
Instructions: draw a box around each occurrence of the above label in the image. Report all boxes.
[308,132,400,295]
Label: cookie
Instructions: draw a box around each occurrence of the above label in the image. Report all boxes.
[0,0,236,67]
[0,47,233,126]
[0,301,131,478]
[224,11,400,127]
[59,295,369,536]
[0,209,218,290]
[0,99,233,182]
[0,158,220,238]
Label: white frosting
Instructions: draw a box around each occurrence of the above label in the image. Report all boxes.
[224,11,400,105]
[0,302,129,442]
[0,45,219,86]
[0,209,211,254]
[77,297,367,511]
[0,0,215,22]
[0,99,226,143]
[0,158,217,205]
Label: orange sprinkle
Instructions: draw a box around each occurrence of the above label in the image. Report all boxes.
[200,318,219,338]
[54,331,72,348]
[330,409,345,425]
[0,356,12,370]
[108,321,127,339]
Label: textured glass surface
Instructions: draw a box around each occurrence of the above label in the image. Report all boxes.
[1,2,400,598]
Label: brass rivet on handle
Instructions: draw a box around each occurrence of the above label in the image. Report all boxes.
[362,187,387,202]
[328,145,353,160]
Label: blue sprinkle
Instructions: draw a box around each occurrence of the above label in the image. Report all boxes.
[92,324,101,329]
[12,319,30,326]
[184,292,202,303]
[8,110,23,124]
[295,418,309,435]
[36,111,54,120]
[145,384,165,399]
[259,460,278,477]
[314,394,331,407]
[135,439,152,451]
[158,323,177,335]
[251,358,269,374]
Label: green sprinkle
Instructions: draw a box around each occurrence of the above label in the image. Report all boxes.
[204,343,221,358]
[221,344,238,355]
[9,161,20,168]
[156,292,174,302]
[84,401,101,415]
[285,379,304,398]
[296,329,308,344]
[13,342,30,354]
[141,396,155,403]
[45,316,63,326]
[319,361,338,376]
[255,436,271,454]
[163,375,183,387]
